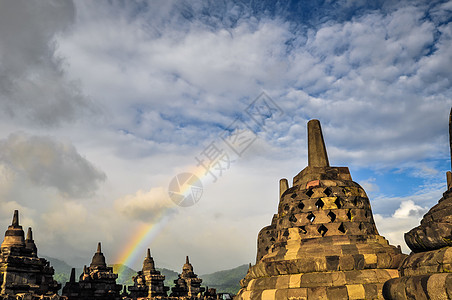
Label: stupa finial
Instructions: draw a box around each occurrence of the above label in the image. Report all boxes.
[307,119,329,167]
[12,210,19,227]
[26,227,33,240]
[97,242,101,253]
[147,248,151,258]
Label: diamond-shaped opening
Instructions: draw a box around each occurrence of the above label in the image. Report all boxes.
[359,222,364,231]
[289,215,297,223]
[306,189,314,197]
[270,237,275,242]
[327,211,336,222]
[364,210,369,218]
[315,199,325,209]
[324,187,332,196]
[283,229,289,237]
[266,230,270,234]
[291,193,297,199]
[279,219,283,225]
[338,223,346,233]
[334,198,342,209]
[307,212,315,222]
[265,246,269,251]
[346,209,353,220]
[353,197,359,206]
[299,226,307,234]
[318,225,328,237]
[297,202,305,210]
[284,204,290,211]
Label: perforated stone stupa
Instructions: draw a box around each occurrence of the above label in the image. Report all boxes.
[383,109,452,299]
[236,119,406,300]
[0,210,61,299]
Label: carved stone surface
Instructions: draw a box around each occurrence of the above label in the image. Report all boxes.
[383,109,452,300]
[0,210,61,299]
[127,248,169,299]
[236,120,406,300]
[62,242,122,300]
[170,257,205,298]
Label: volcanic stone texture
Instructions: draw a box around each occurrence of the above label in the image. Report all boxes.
[0,210,61,299]
[62,243,122,300]
[383,109,452,300]
[128,248,169,298]
[236,120,406,300]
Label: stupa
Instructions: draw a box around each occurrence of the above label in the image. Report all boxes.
[0,210,61,298]
[62,242,122,300]
[236,119,406,299]
[170,256,205,298]
[383,110,452,299]
[128,248,169,298]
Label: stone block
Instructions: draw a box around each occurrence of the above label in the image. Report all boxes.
[326,286,348,299]
[346,284,365,299]
[289,274,302,288]
[275,275,289,289]
[287,287,307,299]
[426,274,448,299]
[307,287,327,299]
[261,289,276,299]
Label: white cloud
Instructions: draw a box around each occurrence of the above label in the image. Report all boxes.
[374,199,429,253]
[114,187,177,222]
[0,0,451,273]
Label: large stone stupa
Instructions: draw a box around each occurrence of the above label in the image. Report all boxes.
[236,120,406,300]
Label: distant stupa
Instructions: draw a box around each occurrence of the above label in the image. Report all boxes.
[236,119,406,299]
[0,210,61,297]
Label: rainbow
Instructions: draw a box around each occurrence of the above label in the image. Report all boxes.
[115,165,213,273]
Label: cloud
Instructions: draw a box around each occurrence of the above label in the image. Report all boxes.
[0,132,106,198]
[114,187,177,222]
[0,0,96,127]
[374,199,429,253]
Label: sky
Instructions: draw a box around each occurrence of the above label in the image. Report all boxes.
[0,0,451,275]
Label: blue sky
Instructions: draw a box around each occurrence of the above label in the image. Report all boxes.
[0,0,451,273]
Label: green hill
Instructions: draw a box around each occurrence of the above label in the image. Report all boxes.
[157,267,179,288]
[44,256,246,295]
[201,264,248,295]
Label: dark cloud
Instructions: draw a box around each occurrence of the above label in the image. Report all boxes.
[0,133,106,198]
[0,0,96,127]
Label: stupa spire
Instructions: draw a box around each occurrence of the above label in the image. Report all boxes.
[12,210,19,227]
[147,248,151,258]
[26,227,33,241]
[70,268,76,283]
[97,242,101,253]
[307,119,329,167]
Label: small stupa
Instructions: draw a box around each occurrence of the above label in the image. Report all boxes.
[383,110,452,299]
[170,256,205,298]
[0,210,61,297]
[128,248,169,298]
[62,242,122,300]
[236,119,406,299]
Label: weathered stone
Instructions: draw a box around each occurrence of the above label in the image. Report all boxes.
[0,211,61,299]
[127,248,169,298]
[383,108,452,300]
[236,119,405,299]
[62,242,122,300]
[170,256,205,297]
